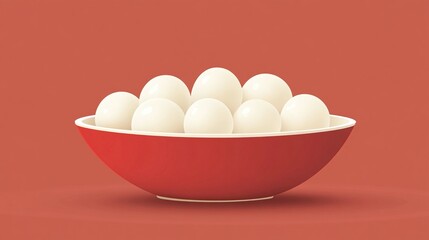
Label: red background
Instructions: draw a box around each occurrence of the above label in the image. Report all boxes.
[0,0,428,239]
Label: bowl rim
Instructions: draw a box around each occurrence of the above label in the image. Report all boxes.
[75,115,356,138]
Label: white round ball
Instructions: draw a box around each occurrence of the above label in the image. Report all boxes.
[139,75,190,111]
[191,67,242,112]
[132,98,184,133]
[243,73,292,112]
[184,98,233,134]
[233,99,281,133]
[281,94,330,131]
[95,91,139,130]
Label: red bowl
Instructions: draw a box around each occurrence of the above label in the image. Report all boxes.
[76,115,355,202]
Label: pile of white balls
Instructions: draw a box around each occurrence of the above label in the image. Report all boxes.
[95,67,330,134]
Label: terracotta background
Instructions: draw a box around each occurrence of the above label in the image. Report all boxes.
[0,0,428,239]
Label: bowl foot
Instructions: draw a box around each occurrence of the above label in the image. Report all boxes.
[156,195,274,203]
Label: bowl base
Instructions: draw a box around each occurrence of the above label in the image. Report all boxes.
[156,195,274,203]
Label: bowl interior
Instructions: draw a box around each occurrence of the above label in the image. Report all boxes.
[75,115,356,138]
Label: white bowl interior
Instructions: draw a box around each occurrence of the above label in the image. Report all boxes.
[75,115,356,138]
